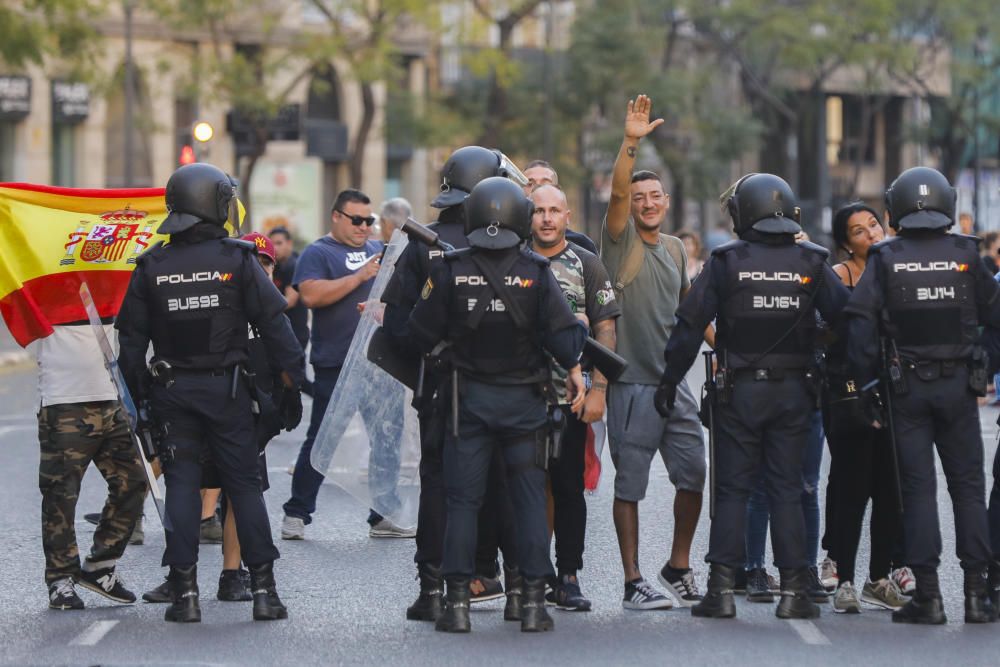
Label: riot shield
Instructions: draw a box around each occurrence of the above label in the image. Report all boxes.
[79,283,166,523]
[310,230,421,529]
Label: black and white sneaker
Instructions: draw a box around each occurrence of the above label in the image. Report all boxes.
[79,566,136,604]
[658,562,703,607]
[49,577,84,610]
[623,578,673,610]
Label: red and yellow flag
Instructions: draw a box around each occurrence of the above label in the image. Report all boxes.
[0,184,169,347]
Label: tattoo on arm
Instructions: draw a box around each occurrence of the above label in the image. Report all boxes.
[626,146,637,158]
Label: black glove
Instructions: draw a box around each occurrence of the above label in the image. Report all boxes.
[279,388,303,431]
[653,381,677,418]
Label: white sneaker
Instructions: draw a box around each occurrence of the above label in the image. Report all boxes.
[369,517,416,538]
[281,515,305,540]
[833,581,861,614]
[820,556,838,592]
[891,566,916,596]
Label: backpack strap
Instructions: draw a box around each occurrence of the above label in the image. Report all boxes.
[613,228,687,294]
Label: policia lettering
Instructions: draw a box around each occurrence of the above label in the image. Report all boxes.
[408,177,586,634]
[845,166,1000,625]
[656,173,850,621]
[116,162,305,624]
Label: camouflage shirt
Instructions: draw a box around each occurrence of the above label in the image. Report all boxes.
[540,241,621,403]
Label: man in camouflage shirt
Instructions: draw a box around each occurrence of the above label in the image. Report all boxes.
[530,184,620,610]
[33,324,146,610]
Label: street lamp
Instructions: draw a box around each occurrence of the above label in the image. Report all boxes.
[123,0,136,187]
[193,121,214,143]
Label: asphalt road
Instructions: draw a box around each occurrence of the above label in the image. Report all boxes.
[2,358,1000,666]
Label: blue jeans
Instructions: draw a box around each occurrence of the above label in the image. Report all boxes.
[745,410,824,569]
[282,366,341,524]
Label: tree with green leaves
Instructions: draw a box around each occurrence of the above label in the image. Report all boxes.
[151,0,439,209]
[0,0,105,75]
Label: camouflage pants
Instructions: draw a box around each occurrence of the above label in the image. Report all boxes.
[38,401,146,584]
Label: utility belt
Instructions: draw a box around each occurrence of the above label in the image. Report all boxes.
[896,350,987,396]
[149,360,251,402]
[713,365,819,407]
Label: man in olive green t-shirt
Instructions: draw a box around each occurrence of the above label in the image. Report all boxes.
[599,95,707,611]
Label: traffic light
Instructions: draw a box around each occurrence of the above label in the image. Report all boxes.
[179,144,196,165]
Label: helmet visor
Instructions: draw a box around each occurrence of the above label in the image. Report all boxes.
[495,151,528,188]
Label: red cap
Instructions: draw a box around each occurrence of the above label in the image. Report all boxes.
[241,232,276,263]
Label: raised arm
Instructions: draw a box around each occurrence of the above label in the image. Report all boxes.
[606,95,664,242]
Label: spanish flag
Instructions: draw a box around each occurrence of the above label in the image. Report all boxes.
[0,184,169,347]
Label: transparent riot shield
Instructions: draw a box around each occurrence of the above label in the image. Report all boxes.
[310,230,421,529]
[79,283,166,523]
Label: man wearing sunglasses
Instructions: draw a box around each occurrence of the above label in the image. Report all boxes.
[281,189,405,540]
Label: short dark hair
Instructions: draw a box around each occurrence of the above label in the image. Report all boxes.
[525,159,553,171]
[332,188,370,214]
[983,231,999,248]
[630,170,662,186]
[268,226,291,241]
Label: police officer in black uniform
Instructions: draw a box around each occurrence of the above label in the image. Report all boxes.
[654,173,849,620]
[845,166,1000,625]
[116,163,305,623]
[382,146,525,621]
[407,177,587,633]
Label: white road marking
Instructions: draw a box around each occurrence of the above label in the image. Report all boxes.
[69,620,119,646]
[786,619,831,645]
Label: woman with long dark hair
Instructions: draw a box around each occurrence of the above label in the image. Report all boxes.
[824,202,910,614]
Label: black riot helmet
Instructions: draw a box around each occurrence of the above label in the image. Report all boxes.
[884,166,956,231]
[158,163,237,234]
[464,177,534,250]
[431,146,528,209]
[724,172,801,235]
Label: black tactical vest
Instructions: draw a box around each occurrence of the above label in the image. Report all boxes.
[715,239,827,369]
[876,234,980,360]
[444,247,548,382]
[138,238,251,368]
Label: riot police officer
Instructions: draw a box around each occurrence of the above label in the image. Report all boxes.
[654,173,849,619]
[845,166,1000,624]
[116,163,305,623]
[381,146,527,621]
[407,177,587,633]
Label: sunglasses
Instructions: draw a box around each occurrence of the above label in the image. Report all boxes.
[336,209,376,227]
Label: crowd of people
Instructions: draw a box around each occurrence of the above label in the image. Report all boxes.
[26,94,1000,633]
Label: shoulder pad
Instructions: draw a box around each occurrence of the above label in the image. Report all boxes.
[710,239,747,257]
[443,247,473,262]
[867,236,901,256]
[953,233,983,250]
[521,247,551,267]
[134,241,165,266]
[221,237,257,253]
[797,240,830,260]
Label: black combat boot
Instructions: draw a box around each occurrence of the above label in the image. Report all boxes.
[249,561,288,621]
[775,568,820,619]
[892,567,946,625]
[691,564,736,618]
[503,565,523,622]
[435,577,471,633]
[164,565,200,623]
[406,564,443,622]
[520,578,554,632]
[963,567,998,624]
[217,569,252,602]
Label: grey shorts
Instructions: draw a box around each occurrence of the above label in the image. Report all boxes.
[607,381,706,501]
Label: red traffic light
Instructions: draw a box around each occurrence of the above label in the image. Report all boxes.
[179,144,196,165]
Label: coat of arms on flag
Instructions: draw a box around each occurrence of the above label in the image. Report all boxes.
[62,209,155,266]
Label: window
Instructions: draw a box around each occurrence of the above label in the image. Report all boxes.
[51,123,76,186]
[0,122,14,181]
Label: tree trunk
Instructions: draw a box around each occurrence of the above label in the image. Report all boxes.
[350,81,376,188]
[478,23,513,147]
[238,122,269,233]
